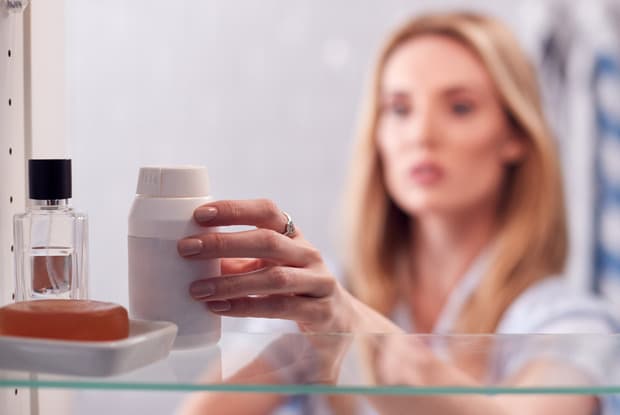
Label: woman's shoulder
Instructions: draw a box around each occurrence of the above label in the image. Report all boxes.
[497,276,620,334]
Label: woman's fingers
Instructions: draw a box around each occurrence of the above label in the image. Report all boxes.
[176,199,346,332]
[192,199,298,237]
[220,258,271,275]
[178,228,320,267]
[190,266,336,300]
[201,294,334,325]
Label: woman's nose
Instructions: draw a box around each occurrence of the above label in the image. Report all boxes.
[405,110,437,148]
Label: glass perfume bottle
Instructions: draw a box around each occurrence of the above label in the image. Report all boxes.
[13,159,88,300]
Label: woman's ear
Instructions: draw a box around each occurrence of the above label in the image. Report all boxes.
[499,133,527,165]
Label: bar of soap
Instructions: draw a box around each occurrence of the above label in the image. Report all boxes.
[0,299,129,341]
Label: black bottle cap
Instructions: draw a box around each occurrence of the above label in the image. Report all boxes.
[28,159,72,200]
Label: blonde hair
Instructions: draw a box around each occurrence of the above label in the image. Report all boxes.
[342,12,567,333]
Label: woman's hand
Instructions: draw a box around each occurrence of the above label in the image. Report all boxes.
[177,199,359,333]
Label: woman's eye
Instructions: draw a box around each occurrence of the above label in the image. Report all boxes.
[451,102,474,115]
[389,102,410,116]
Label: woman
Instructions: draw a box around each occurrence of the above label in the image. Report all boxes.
[177,12,617,415]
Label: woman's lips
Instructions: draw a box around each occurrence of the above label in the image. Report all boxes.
[409,162,445,185]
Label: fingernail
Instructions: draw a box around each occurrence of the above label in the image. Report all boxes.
[178,238,203,256]
[195,207,218,223]
[190,280,215,298]
[207,300,231,312]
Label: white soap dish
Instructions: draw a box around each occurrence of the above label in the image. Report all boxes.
[0,319,177,377]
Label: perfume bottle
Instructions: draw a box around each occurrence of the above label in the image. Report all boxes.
[13,159,88,301]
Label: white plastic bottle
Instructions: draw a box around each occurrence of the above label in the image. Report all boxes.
[128,166,220,349]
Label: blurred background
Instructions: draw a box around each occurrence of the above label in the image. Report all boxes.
[63,0,620,308]
[51,0,620,412]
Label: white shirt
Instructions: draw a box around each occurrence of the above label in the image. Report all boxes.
[391,250,618,335]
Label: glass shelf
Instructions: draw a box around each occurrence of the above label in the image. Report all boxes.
[1,332,619,396]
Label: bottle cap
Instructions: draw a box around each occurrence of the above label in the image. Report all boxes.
[28,159,72,200]
[136,166,210,198]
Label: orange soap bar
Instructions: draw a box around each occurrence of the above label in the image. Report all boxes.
[0,299,129,341]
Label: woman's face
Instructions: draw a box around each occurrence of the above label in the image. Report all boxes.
[377,35,525,218]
